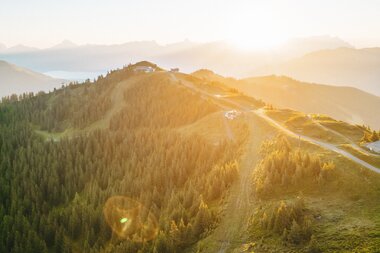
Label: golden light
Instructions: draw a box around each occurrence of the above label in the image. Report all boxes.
[227,22,288,51]
[103,196,158,242]
[229,34,287,51]
[225,5,289,51]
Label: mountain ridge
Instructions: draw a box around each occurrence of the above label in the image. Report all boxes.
[192,69,380,129]
[0,36,356,79]
[0,60,64,97]
[252,47,380,96]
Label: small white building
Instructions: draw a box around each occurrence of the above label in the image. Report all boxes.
[170,68,179,72]
[224,110,241,120]
[133,66,154,73]
[366,140,380,154]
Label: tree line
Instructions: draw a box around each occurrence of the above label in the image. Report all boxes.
[252,136,337,198]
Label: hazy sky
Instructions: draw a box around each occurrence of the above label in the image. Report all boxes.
[1,0,380,49]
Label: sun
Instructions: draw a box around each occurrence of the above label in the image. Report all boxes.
[224,7,288,51]
[228,33,287,51]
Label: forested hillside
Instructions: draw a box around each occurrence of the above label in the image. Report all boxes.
[0,64,247,253]
[248,135,380,252]
[2,62,380,253]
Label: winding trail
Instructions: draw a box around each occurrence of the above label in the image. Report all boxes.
[200,113,266,253]
[222,113,235,141]
[216,114,267,253]
[254,109,380,174]
[310,117,380,157]
[87,75,141,129]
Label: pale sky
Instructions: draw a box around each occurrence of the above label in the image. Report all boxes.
[1,0,380,49]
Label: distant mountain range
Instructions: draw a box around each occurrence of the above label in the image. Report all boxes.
[276,36,353,58]
[0,40,199,75]
[0,35,354,79]
[253,47,380,96]
[0,60,64,98]
[193,70,380,129]
[3,36,380,97]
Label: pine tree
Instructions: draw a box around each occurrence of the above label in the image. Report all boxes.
[274,201,290,233]
[287,220,302,244]
[192,199,211,237]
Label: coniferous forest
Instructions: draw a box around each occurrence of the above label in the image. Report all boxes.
[0,66,244,253]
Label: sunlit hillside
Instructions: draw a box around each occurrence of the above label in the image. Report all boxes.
[0,62,379,253]
[237,75,380,129]
[193,70,380,129]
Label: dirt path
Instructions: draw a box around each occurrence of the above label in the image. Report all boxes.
[198,113,267,253]
[169,73,237,142]
[310,117,380,157]
[85,76,142,130]
[254,109,380,174]
[222,113,235,141]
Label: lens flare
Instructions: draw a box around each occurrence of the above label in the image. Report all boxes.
[103,196,158,242]
[120,217,129,224]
